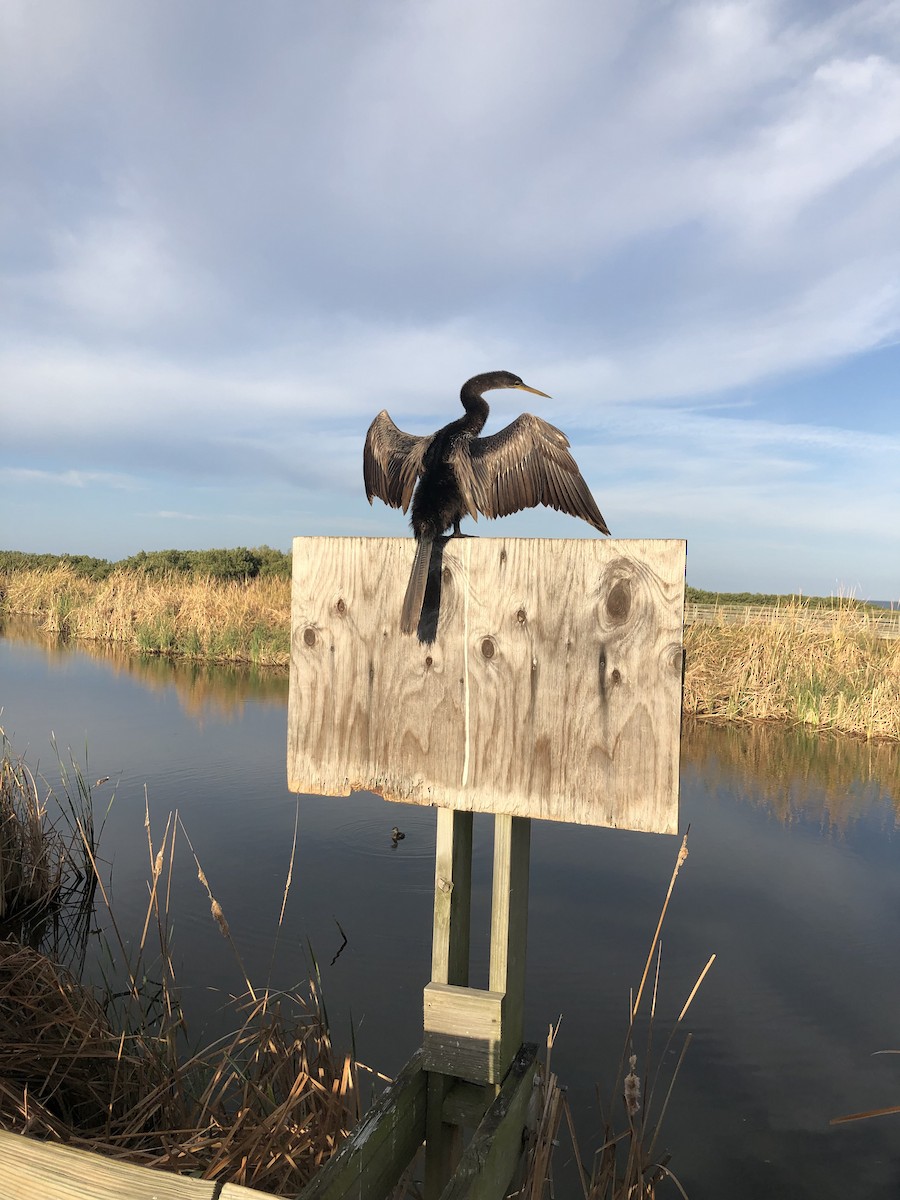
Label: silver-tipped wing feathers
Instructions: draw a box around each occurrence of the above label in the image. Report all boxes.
[363,410,429,513]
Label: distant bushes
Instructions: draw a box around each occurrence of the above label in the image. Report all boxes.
[684,585,880,611]
[0,547,290,583]
[0,551,114,581]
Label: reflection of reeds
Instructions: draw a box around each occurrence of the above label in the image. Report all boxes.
[1,613,288,723]
[682,718,900,828]
[0,730,98,970]
[684,600,900,741]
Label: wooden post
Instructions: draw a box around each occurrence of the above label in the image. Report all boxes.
[432,809,473,988]
[426,809,473,1200]
[489,815,530,1077]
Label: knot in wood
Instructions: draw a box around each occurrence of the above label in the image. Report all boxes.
[425,655,433,668]
[335,597,346,615]
[302,627,317,648]
[481,637,496,660]
[516,608,527,624]
[606,579,632,624]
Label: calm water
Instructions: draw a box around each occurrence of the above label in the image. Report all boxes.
[3,617,900,1199]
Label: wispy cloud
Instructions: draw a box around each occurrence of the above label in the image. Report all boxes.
[0,466,140,490]
[2,0,899,594]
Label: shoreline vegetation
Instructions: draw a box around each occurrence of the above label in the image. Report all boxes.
[2,548,899,741]
[0,726,707,1197]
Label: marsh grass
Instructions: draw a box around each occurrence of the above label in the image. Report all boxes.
[0,729,98,969]
[3,568,898,738]
[1,565,290,666]
[683,599,900,741]
[0,738,361,1193]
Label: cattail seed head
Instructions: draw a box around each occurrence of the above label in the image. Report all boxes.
[624,1053,641,1116]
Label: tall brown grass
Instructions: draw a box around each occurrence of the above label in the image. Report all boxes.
[4,567,898,739]
[0,737,361,1193]
[1,565,290,666]
[0,729,97,964]
[683,600,900,741]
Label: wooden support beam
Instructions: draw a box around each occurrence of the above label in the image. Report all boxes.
[489,815,531,1078]
[425,808,475,1198]
[431,808,473,986]
[437,1043,539,1200]
[298,1051,427,1200]
[440,1081,491,1128]
[423,982,504,1083]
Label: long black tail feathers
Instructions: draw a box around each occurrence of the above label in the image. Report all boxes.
[400,538,433,635]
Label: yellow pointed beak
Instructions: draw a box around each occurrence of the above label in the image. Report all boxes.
[516,383,552,399]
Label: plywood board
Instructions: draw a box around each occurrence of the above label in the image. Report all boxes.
[288,537,685,833]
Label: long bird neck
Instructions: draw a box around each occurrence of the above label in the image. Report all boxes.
[457,379,490,437]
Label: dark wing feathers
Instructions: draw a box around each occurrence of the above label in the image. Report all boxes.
[363,411,429,512]
[466,413,610,534]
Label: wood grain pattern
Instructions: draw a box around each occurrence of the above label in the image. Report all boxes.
[423,983,504,1084]
[0,1129,224,1199]
[288,537,685,833]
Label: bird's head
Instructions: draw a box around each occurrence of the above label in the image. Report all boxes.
[464,370,551,399]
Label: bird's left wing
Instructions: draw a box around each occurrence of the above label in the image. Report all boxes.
[467,413,610,534]
[363,410,429,512]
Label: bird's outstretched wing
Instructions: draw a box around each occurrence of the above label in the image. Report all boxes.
[363,411,430,512]
[465,413,610,534]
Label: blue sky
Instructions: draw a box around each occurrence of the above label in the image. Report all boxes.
[2,0,899,598]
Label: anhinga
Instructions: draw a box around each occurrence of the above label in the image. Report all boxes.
[364,370,610,634]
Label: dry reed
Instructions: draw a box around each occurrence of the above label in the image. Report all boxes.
[556,832,713,1200]
[0,738,361,1193]
[4,568,898,737]
[0,730,97,965]
[1,565,291,666]
[684,600,900,741]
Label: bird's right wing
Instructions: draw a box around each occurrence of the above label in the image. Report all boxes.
[363,410,430,512]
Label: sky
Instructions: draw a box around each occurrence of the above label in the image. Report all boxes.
[2,0,899,599]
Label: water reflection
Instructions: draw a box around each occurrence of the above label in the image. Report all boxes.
[0,614,288,724]
[683,718,900,829]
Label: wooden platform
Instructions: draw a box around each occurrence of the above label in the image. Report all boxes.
[0,1129,272,1199]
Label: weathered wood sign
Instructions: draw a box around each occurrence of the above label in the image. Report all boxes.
[287,537,685,834]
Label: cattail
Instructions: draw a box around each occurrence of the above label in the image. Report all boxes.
[210,898,230,937]
[624,1053,641,1117]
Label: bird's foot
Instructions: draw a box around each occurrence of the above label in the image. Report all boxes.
[449,527,477,538]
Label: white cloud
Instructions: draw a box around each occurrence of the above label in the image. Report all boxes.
[2,0,899,596]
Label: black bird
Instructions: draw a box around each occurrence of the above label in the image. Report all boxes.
[364,370,610,634]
